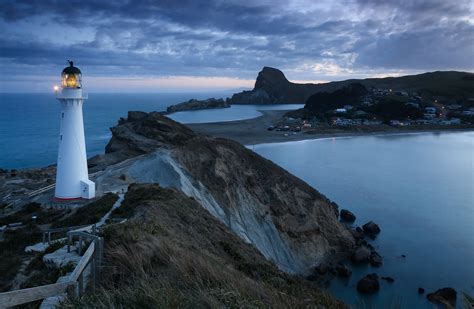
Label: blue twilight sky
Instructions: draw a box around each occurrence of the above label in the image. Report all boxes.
[0,0,473,92]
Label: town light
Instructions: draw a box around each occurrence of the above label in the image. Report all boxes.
[53,85,59,92]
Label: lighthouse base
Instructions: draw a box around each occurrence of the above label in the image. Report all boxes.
[54,179,96,201]
[80,179,96,199]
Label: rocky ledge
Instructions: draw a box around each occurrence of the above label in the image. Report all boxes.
[166,97,229,113]
[94,111,355,273]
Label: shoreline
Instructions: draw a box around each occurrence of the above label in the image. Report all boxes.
[187,110,474,146]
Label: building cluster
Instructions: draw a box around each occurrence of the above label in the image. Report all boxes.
[272,88,473,131]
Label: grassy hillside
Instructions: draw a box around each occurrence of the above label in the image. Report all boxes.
[68,184,346,308]
[319,71,474,101]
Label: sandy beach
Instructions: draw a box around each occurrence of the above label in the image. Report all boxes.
[187,110,474,145]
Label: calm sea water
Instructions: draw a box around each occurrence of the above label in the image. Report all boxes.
[0,93,301,168]
[253,132,474,308]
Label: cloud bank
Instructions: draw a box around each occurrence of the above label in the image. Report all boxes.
[1,0,472,91]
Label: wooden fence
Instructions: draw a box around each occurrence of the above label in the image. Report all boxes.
[0,232,103,308]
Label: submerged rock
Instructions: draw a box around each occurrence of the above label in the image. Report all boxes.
[362,221,381,236]
[340,209,356,222]
[335,263,352,278]
[427,287,457,308]
[357,273,380,294]
[352,245,371,263]
[381,276,394,283]
[370,251,383,267]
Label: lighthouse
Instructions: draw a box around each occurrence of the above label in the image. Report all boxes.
[54,61,95,200]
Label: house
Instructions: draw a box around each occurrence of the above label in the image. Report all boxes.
[447,104,462,110]
[390,120,401,126]
[355,110,368,116]
[405,102,419,108]
[424,113,435,119]
[343,105,354,110]
[335,108,347,113]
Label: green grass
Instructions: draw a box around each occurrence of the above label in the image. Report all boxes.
[0,224,42,292]
[0,202,64,226]
[52,193,119,228]
[65,184,347,308]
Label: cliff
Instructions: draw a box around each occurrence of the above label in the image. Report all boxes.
[227,68,474,105]
[69,183,347,308]
[227,67,321,104]
[166,97,229,113]
[97,111,355,273]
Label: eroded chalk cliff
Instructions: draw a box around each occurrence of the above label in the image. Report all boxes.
[99,111,354,273]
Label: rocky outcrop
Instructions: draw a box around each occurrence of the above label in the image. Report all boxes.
[336,263,352,278]
[100,111,355,273]
[227,67,321,104]
[427,287,457,308]
[357,273,380,294]
[340,209,356,222]
[362,221,381,236]
[166,98,229,113]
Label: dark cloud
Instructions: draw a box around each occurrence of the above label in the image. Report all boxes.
[0,0,472,90]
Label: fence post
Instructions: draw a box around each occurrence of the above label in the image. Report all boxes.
[78,273,83,298]
[67,234,72,253]
[78,236,83,255]
[48,232,51,244]
[42,232,46,244]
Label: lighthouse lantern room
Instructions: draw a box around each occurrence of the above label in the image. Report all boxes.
[54,61,95,200]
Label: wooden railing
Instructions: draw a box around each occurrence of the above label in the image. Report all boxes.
[42,224,91,244]
[0,232,103,308]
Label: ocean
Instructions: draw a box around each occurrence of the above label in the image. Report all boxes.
[1,93,472,307]
[0,92,301,168]
[253,132,474,308]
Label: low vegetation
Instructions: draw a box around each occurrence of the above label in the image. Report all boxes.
[52,193,118,228]
[0,223,42,292]
[66,184,346,308]
[0,202,64,227]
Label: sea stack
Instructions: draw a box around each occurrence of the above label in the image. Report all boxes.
[54,61,95,200]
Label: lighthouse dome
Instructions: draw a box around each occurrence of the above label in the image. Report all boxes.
[61,61,82,88]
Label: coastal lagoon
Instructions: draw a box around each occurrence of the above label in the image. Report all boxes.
[169,104,303,124]
[253,132,474,308]
[0,93,301,168]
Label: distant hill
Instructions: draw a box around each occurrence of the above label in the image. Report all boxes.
[227,67,474,104]
[227,67,321,104]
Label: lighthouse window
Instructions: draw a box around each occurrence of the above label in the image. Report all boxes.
[60,135,62,141]
[61,112,64,118]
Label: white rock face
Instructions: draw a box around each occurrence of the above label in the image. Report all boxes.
[95,150,343,273]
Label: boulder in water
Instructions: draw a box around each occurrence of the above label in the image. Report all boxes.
[362,221,381,236]
[340,209,356,222]
[427,287,457,308]
[357,273,380,294]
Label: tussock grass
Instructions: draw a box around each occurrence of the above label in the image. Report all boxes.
[52,193,119,228]
[65,184,346,308]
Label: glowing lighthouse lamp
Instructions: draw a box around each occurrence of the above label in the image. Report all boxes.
[54,61,95,200]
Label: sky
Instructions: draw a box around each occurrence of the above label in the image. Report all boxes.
[0,0,473,92]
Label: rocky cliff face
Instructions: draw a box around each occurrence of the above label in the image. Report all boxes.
[100,112,354,273]
[166,98,229,113]
[227,67,321,104]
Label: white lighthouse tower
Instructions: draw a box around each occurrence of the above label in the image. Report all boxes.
[54,61,95,200]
